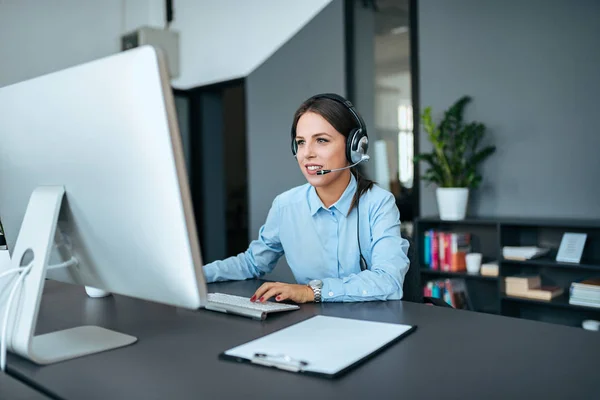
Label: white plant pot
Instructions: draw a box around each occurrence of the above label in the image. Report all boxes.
[436,188,469,221]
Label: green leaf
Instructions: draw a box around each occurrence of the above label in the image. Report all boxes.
[468,145,496,166]
[414,96,495,189]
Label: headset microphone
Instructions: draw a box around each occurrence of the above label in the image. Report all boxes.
[316,155,370,176]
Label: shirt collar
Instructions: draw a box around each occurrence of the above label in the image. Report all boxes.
[308,173,357,217]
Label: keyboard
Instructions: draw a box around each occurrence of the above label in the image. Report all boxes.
[205,292,300,320]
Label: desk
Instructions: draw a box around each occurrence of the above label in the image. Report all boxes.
[0,371,51,399]
[7,280,600,399]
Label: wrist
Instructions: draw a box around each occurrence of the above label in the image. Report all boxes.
[305,285,315,302]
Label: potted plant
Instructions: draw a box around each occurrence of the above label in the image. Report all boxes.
[414,96,496,220]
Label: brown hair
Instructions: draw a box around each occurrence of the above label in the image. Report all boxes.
[292,96,374,214]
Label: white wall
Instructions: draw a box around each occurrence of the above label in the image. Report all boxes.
[169,0,332,88]
[0,0,122,87]
[0,0,332,89]
[0,0,167,88]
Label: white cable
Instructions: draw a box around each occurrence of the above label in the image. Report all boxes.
[0,264,31,371]
[0,257,75,283]
[0,257,77,371]
[1,257,76,277]
[47,257,78,271]
[0,268,25,281]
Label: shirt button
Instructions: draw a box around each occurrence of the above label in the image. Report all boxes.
[328,291,334,297]
[362,290,368,295]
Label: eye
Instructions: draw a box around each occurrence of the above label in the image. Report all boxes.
[317,138,329,143]
[296,139,305,146]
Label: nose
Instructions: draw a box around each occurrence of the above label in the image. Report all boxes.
[302,141,316,159]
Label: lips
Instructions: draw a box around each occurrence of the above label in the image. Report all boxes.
[305,164,323,176]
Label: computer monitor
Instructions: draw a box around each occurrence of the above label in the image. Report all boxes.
[0,46,207,365]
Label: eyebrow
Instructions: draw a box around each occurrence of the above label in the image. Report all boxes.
[295,132,332,140]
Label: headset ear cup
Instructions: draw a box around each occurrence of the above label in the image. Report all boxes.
[349,131,368,164]
[291,138,297,156]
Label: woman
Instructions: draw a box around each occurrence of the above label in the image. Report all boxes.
[202,93,410,303]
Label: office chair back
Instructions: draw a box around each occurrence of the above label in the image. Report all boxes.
[401,236,424,303]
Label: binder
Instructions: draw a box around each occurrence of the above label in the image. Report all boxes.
[219,315,416,378]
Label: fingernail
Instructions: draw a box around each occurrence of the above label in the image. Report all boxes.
[259,297,264,302]
[250,295,256,302]
[276,296,281,301]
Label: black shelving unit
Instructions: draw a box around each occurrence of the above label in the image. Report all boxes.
[415,216,600,329]
[420,269,497,281]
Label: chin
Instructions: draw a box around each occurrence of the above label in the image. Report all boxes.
[303,173,334,188]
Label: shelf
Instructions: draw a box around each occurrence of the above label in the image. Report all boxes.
[418,216,600,229]
[501,293,600,312]
[420,269,498,281]
[502,257,600,272]
[417,216,498,226]
[416,216,600,329]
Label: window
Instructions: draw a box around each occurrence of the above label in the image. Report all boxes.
[397,104,413,188]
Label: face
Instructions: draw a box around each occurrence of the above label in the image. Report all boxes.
[294,112,349,188]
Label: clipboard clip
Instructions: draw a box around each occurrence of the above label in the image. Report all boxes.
[252,352,309,372]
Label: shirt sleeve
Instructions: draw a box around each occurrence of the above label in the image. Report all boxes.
[202,197,284,283]
[321,192,409,302]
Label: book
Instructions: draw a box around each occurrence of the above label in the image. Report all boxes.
[505,275,542,292]
[480,261,499,276]
[431,231,439,271]
[568,297,600,308]
[506,286,563,301]
[424,231,432,266]
[524,286,564,301]
[502,246,550,261]
[449,233,470,272]
[571,277,600,290]
[423,278,471,309]
[570,286,600,299]
[423,230,471,272]
[444,279,470,309]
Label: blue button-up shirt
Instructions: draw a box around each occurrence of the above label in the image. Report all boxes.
[203,174,410,301]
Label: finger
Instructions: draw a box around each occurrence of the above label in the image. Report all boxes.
[251,283,273,302]
[252,282,281,301]
[275,291,289,302]
[260,287,284,302]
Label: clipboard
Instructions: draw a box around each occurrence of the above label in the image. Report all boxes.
[219,315,417,378]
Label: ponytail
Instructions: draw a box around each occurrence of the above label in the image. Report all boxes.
[349,168,375,215]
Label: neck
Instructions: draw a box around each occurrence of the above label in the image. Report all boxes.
[316,170,352,208]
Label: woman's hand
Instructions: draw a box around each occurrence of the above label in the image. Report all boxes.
[251,282,314,304]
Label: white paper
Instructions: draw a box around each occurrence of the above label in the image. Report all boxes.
[224,315,413,375]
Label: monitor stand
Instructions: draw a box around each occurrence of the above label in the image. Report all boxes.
[3,186,137,365]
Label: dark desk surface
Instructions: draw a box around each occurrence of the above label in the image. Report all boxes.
[7,280,600,400]
[0,371,51,400]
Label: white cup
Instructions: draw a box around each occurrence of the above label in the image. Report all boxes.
[466,253,483,274]
[582,320,600,331]
[85,286,111,298]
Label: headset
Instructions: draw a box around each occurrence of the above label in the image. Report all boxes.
[291,93,369,271]
[291,93,369,167]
